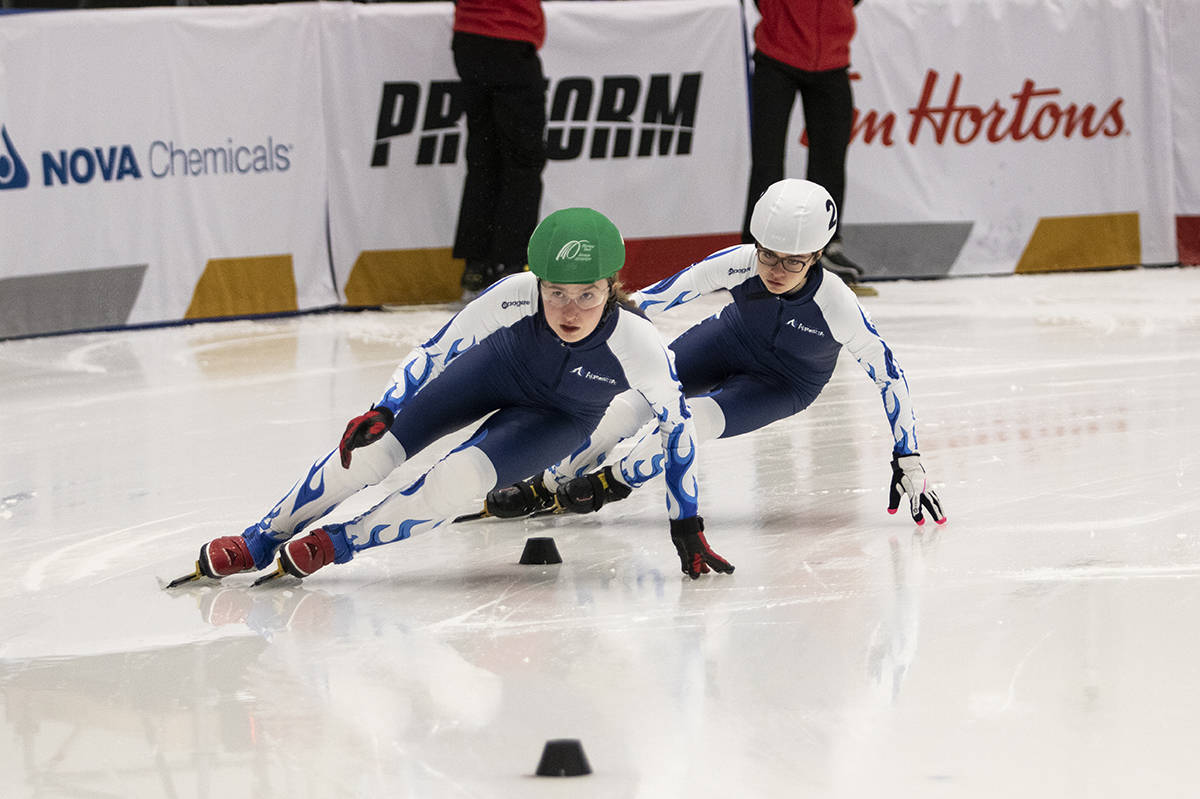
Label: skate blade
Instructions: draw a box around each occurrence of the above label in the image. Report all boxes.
[250,563,289,587]
[164,563,205,589]
[850,283,878,297]
[453,504,564,524]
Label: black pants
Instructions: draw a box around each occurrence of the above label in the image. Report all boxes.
[741,51,853,244]
[452,31,548,268]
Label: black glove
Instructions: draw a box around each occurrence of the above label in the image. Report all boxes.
[887,452,947,526]
[670,516,734,579]
[338,405,394,468]
[555,466,632,514]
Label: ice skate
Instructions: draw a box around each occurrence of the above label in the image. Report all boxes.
[165,532,269,588]
[556,466,632,514]
[486,476,561,518]
[253,527,338,586]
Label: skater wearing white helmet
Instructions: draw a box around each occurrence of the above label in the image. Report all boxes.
[168,207,733,587]
[484,179,947,528]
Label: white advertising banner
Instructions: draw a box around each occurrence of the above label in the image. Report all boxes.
[760,0,1177,276]
[1,0,1193,338]
[1167,0,1200,214]
[0,5,332,337]
[1165,0,1200,264]
[539,0,749,240]
[322,0,750,301]
[321,1,465,305]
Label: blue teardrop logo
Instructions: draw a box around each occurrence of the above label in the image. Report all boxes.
[0,125,31,190]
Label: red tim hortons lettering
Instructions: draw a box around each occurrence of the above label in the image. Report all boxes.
[906,70,1125,145]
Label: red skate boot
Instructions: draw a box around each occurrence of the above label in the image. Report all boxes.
[165,527,281,589]
[198,535,257,578]
[251,527,340,586]
[279,528,337,578]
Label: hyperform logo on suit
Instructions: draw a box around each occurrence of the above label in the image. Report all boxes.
[0,122,292,191]
[556,240,594,262]
[371,73,701,168]
[785,318,825,337]
[569,366,617,385]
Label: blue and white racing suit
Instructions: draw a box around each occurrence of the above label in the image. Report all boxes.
[241,271,698,567]
[545,243,918,491]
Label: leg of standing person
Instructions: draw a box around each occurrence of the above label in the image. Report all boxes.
[487,41,547,276]
[453,32,504,294]
[799,67,864,280]
[798,67,853,243]
[742,51,800,243]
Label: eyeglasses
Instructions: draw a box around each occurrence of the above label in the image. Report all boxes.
[756,245,819,273]
[540,283,610,310]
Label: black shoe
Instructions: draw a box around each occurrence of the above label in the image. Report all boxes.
[556,466,633,514]
[822,240,865,282]
[485,477,559,518]
[461,259,500,298]
[495,263,527,279]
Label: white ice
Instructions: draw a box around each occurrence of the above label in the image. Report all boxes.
[2,269,1199,798]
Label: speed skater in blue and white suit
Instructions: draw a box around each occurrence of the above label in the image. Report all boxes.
[484,179,947,528]
[177,208,734,584]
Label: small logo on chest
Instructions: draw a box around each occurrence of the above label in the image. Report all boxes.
[570,366,617,385]
[785,318,825,336]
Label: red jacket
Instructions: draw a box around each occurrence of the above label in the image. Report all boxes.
[454,0,546,50]
[755,0,857,72]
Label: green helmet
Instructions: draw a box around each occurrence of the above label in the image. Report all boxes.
[527,207,625,283]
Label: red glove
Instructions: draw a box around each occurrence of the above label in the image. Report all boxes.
[339,405,394,468]
[670,516,734,579]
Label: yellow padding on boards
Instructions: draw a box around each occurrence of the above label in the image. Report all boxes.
[185,255,297,319]
[1016,213,1140,273]
[344,249,463,307]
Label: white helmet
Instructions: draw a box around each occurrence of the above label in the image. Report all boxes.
[749,179,837,255]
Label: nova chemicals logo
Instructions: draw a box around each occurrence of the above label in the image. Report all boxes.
[0,123,292,191]
[0,126,31,190]
[372,73,702,168]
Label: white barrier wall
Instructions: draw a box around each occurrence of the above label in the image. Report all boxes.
[756,0,1178,277]
[1167,0,1200,264]
[0,5,333,338]
[322,0,749,303]
[1,0,1197,339]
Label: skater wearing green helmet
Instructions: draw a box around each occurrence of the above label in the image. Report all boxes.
[486,180,947,530]
[169,207,733,587]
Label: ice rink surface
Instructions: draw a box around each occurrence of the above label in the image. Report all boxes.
[2,268,1199,798]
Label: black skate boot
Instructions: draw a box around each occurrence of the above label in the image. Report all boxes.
[822,241,877,296]
[484,476,560,519]
[556,466,633,514]
[461,259,502,302]
[821,240,864,282]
